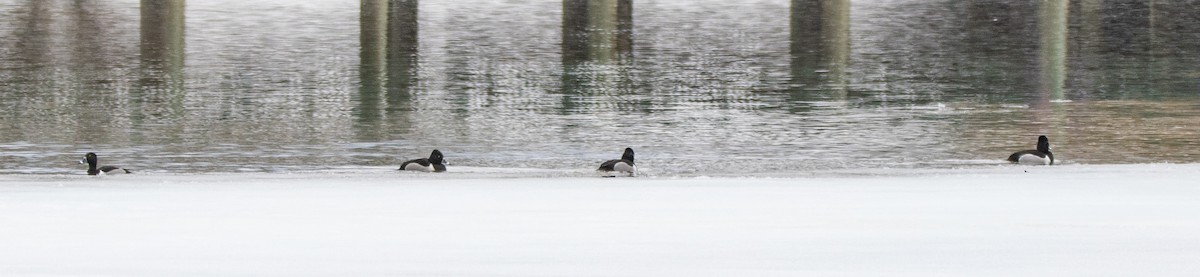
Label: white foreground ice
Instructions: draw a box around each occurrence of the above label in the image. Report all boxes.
[2,164,1199,276]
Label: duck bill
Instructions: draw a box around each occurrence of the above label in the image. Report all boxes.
[78,158,86,164]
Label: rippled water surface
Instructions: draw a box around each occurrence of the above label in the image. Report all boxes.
[2,0,1199,175]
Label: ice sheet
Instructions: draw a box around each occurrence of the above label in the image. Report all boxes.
[2,164,1199,276]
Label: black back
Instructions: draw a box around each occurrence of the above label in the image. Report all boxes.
[598,148,635,171]
[398,149,447,172]
[399,158,430,168]
[1007,150,1046,161]
[98,166,130,174]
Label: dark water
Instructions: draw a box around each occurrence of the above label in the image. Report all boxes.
[2,0,1199,175]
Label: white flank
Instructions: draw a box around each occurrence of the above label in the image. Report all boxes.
[613,162,637,176]
[403,163,432,172]
[1017,154,1050,165]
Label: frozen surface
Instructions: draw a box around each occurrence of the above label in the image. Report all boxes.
[2,164,1200,276]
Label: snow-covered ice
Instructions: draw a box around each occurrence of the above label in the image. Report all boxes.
[2,164,1199,276]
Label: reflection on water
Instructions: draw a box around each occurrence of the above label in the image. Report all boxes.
[790,0,849,100]
[1,0,1199,175]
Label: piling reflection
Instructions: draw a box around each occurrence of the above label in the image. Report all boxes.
[788,0,850,104]
[135,0,186,123]
[562,0,632,64]
[358,0,388,139]
[357,0,418,140]
[1030,0,1068,142]
[561,0,634,111]
[1037,0,1066,103]
[385,0,418,104]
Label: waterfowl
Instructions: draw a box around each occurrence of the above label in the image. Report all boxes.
[1007,135,1054,165]
[398,149,446,172]
[79,152,132,175]
[598,147,637,176]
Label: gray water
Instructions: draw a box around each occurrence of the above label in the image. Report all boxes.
[2,0,1199,175]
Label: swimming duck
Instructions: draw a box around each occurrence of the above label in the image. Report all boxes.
[398,149,447,172]
[1007,135,1054,165]
[598,147,637,176]
[79,152,132,175]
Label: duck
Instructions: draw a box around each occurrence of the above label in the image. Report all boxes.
[597,147,637,176]
[1007,135,1054,165]
[79,152,132,175]
[398,149,446,172]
